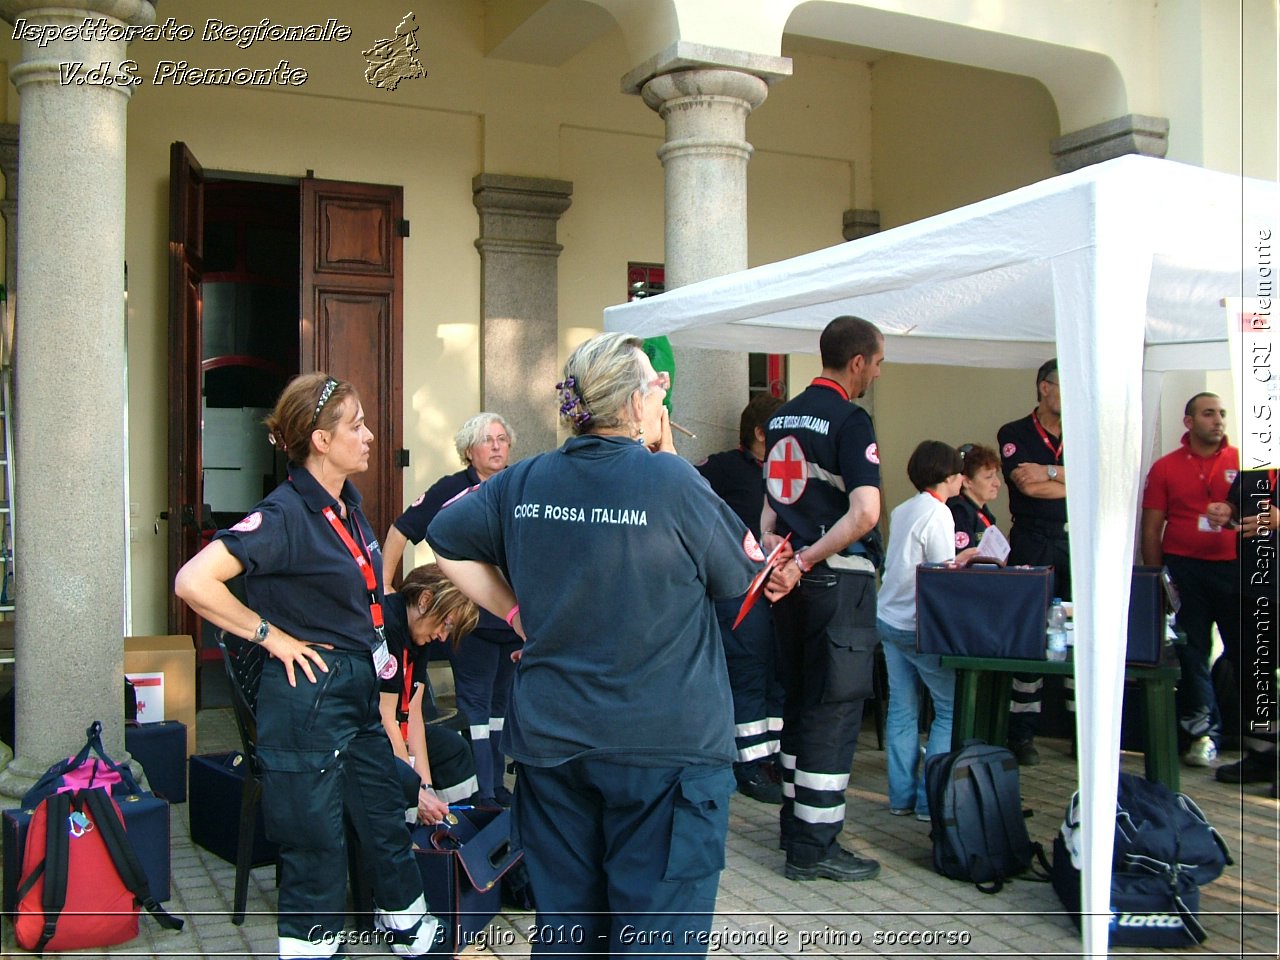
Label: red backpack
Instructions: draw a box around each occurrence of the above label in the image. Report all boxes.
[14,788,182,953]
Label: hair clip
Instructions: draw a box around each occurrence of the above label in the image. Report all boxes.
[310,377,339,430]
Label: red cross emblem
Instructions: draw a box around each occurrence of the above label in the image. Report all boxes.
[766,436,808,504]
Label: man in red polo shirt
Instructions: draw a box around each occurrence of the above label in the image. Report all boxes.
[1141,392,1240,768]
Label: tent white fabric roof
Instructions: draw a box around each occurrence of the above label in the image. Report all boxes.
[605,155,1277,958]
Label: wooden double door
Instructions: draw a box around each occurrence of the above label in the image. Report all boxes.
[167,142,405,643]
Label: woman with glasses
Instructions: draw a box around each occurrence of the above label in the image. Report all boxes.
[378,563,481,824]
[426,332,763,958]
[948,442,1003,553]
[382,412,521,806]
[175,372,441,959]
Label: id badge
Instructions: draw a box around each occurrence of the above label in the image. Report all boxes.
[1197,514,1219,533]
[372,639,395,679]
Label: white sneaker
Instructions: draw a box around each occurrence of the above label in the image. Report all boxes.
[1183,736,1217,767]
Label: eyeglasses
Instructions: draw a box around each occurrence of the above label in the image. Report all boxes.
[310,378,339,430]
[478,434,510,447]
[1042,378,1060,387]
[647,371,671,391]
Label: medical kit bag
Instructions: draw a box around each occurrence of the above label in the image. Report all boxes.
[188,751,278,867]
[916,562,1053,658]
[411,806,523,954]
[1051,772,1231,946]
[124,720,188,802]
[924,740,1049,892]
[12,787,182,952]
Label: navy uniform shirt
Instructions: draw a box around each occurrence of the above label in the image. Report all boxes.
[696,446,765,537]
[394,466,482,543]
[379,592,436,720]
[395,465,508,636]
[426,434,760,768]
[997,411,1067,524]
[216,463,382,653]
[947,494,998,552]
[763,378,883,565]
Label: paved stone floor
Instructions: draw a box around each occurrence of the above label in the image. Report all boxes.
[2,704,1276,959]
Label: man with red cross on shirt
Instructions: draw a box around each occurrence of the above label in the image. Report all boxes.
[762,315,885,883]
[1141,392,1240,768]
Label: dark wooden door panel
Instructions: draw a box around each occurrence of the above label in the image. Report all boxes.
[166,142,204,638]
[302,179,404,546]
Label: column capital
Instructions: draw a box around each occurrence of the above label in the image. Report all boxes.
[472,173,573,219]
[1050,114,1168,174]
[622,41,790,97]
[842,209,880,242]
[0,0,154,24]
[641,68,770,116]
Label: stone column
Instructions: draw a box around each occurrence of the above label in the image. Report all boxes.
[625,44,791,461]
[0,0,154,797]
[473,174,573,458]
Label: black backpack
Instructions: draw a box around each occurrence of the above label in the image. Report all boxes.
[1051,772,1232,946]
[924,740,1049,892]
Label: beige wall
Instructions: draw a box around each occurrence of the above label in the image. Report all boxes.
[0,0,1259,630]
[866,54,1060,523]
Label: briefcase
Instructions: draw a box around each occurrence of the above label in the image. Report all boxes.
[188,751,277,867]
[917,562,1053,659]
[412,807,522,954]
[1126,566,1167,665]
[3,790,171,912]
[125,720,187,802]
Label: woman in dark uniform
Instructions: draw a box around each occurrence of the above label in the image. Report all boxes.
[379,563,481,822]
[175,372,441,960]
[948,442,1003,553]
[383,413,521,806]
[426,332,764,958]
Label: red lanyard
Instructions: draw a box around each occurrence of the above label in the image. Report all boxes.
[926,490,946,503]
[321,504,385,635]
[812,377,849,400]
[1031,410,1063,461]
[398,647,413,741]
[976,509,993,529]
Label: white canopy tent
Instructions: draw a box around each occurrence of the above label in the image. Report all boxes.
[605,155,1277,957]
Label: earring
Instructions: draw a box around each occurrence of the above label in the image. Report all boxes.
[636,425,645,444]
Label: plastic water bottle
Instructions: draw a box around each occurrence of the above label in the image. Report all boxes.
[1046,598,1068,661]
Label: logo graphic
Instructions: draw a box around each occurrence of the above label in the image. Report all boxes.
[742,531,765,562]
[955,531,970,549]
[766,436,808,504]
[1002,442,1017,458]
[363,12,427,91]
[865,442,880,465]
[231,512,263,533]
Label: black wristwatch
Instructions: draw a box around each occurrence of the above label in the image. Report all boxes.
[252,618,270,644]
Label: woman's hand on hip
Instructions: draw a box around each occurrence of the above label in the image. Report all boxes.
[262,628,332,687]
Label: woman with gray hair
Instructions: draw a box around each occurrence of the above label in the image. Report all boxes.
[426,331,768,958]
[382,410,520,805]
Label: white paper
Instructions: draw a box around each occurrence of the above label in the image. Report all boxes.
[973,524,1011,563]
[126,671,165,723]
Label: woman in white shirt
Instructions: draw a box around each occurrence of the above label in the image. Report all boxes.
[877,441,975,821]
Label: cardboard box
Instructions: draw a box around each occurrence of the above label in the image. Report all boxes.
[124,636,196,755]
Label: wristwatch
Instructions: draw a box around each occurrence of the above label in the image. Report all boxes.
[252,618,270,644]
[1046,466,1059,481]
